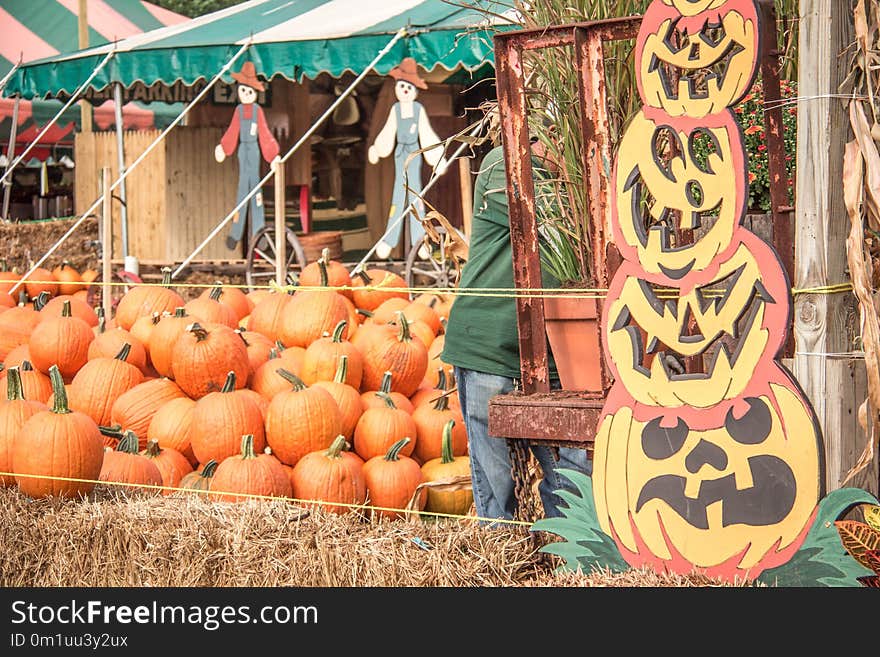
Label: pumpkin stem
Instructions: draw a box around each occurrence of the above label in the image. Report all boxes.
[331,320,347,343]
[160,267,173,288]
[186,322,208,341]
[240,434,257,459]
[276,368,306,391]
[384,437,410,462]
[394,311,411,342]
[99,424,124,439]
[333,354,349,384]
[144,439,162,458]
[356,308,373,319]
[150,311,161,325]
[21,360,34,371]
[355,270,372,285]
[96,307,106,333]
[6,366,25,401]
[428,296,439,309]
[326,435,347,459]
[116,430,140,454]
[317,257,329,287]
[376,391,398,410]
[174,306,186,318]
[33,291,50,310]
[200,459,219,478]
[436,368,447,391]
[267,347,280,360]
[440,420,456,464]
[431,390,449,412]
[114,342,132,362]
[379,371,393,394]
[48,365,70,414]
[18,290,28,306]
[275,339,286,352]
[209,284,223,301]
[235,328,250,347]
[221,370,237,393]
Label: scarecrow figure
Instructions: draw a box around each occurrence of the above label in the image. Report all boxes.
[368,57,448,260]
[214,61,280,251]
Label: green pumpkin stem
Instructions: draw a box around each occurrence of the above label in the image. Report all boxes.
[431,390,449,412]
[18,290,28,306]
[235,328,250,347]
[436,368,447,391]
[48,365,70,414]
[99,424,124,439]
[355,270,372,285]
[96,307,106,333]
[384,437,411,462]
[200,459,219,478]
[240,434,257,459]
[276,368,306,391]
[33,291,49,310]
[116,430,140,454]
[331,320,347,343]
[209,284,223,301]
[187,322,208,341]
[174,307,186,318]
[333,354,348,384]
[21,360,34,371]
[376,391,398,410]
[221,370,237,392]
[440,420,456,464]
[317,257,329,287]
[6,367,24,401]
[144,440,162,458]
[160,267,173,288]
[114,342,132,362]
[267,347,280,360]
[356,308,373,319]
[379,371,393,394]
[394,311,411,342]
[275,340,286,351]
[326,435,347,459]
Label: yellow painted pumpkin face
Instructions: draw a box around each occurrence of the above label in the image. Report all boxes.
[660,0,727,16]
[613,109,746,280]
[593,380,822,577]
[638,1,760,117]
[602,233,789,409]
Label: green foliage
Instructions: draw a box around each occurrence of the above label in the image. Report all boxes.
[152,0,244,18]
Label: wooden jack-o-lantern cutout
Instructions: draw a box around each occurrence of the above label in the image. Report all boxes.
[602,231,789,409]
[613,109,746,280]
[593,378,823,580]
[660,0,728,16]
[637,0,760,117]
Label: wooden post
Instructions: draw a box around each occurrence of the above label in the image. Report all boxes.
[77,0,92,134]
[101,167,112,319]
[274,159,286,286]
[793,3,872,494]
[458,157,473,239]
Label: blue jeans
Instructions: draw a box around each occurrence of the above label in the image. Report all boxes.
[454,366,592,524]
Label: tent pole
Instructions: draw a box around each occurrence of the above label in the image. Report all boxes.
[171,27,408,280]
[8,41,251,297]
[0,49,116,188]
[1,96,21,220]
[113,82,129,258]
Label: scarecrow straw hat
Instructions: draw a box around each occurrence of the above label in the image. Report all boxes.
[231,61,266,92]
[389,57,428,90]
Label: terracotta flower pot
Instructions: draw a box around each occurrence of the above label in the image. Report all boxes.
[543,295,604,393]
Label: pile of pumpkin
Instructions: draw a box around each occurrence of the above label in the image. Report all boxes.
[0,250,473,519]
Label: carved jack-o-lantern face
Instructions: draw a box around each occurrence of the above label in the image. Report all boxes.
[602,231,789,409]
[637,0,760,117]
[613,109,746,280]
[593,378,823,579]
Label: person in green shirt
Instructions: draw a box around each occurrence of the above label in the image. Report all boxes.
[442,135,592,524]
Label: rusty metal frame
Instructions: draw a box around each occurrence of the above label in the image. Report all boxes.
[490,4,791,445]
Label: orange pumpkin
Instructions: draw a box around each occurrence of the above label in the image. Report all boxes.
[370,297,410,325]
[298,248,353,300]
[350,268,409,311]
[41,294,98,327]
[198,283,252,322]
[411,393,467,464]
[289,435,367,514]
[113,267,185,331]
[0,291,14,310]
[170,322,249,399]
[185,284,239,329]
[410,368,460,411]
[1,360,53,404]
[0,295,47,362]
[148,307,200,378]
[423,334,455,390]
[0,366,48,486]
[403,300,441,336]
[52,261,84,296]
[178,458,217,493]
[210,433,292,502]
[235,328,275,385]
[277,288,351,349]
[312,354,365,440]
[300,319,363,388]
[361,371,414,414]
[24,266,59,300]
[109,377,188,449]
[362,437,426,519]
[247,290,293,342]
[0,265,23,297]
[360,312,428,397]
[98,429,162,495]
[353,391,418,462]
[265,368,342,466]
[129,311,162,359]
[189,370,266,465]
[141,439,193,494]
[88,326,148,374]
[12,365,104,499]
[420,419,473,516]
[67,342,145,427]
[28,299,95,380]
[147,396,197,466]
[2,343,31,369]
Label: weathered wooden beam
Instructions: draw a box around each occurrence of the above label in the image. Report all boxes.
[487,391,600,453]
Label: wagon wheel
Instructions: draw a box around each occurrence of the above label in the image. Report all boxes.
[245,225,307,292]
[404,229,461,299]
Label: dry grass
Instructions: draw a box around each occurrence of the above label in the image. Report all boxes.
[0,487,745,587]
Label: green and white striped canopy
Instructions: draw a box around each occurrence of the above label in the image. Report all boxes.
[7,0,518,100]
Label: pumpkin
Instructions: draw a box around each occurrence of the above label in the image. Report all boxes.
[209,433,292,502]
[28,299,94,380]
[67,343,145,427]
[24,266,59,300]
[141,439,193,494]
[0,291,14,310]
[148,307,200,378]
[246,288,272,309]
[312,354,365,440]
[52,261,84,296]
[41,294,98,327]
[0,366,48,486]
[593,378,822,580]
[350,268,409,311]
[170,322,249,399]
[370,297,411,325]
[298,248,353,300]
[178,459,218,494]
[420,419,473,516]
[246,290,293,342]
[250,348,301,401]
[412,292,455,324]
[362,437,425,519]
[88,325,148,373]
[0,264,22,296]
[422,334,455,390]
[113,266,185,331]
[277,286,351,349]
[198,283,253,322]
[289,435,367,515]
[399,318,435,351]
[237,387,270,424]
[0,294,44,361]
[360,312,428,397]
[146,396,197,466]
[402,300,441,336]
[361,371,414,414]
[265,368,342,466]
[300,320,363,388]
[129,311,162,358]
[185,284,239,329]
[353,391,418,462]
[410,368,459,411]
[110,376,188,449]
[1,360,53,404]
[98,429,162,495]
[12,365,104,499]
[411,391,467,464]
[235,328,275,385]
[189,370,266,465]
[2,343,31,369]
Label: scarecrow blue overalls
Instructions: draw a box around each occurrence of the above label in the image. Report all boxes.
[229,104,265,245]
[380,101,427,249]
